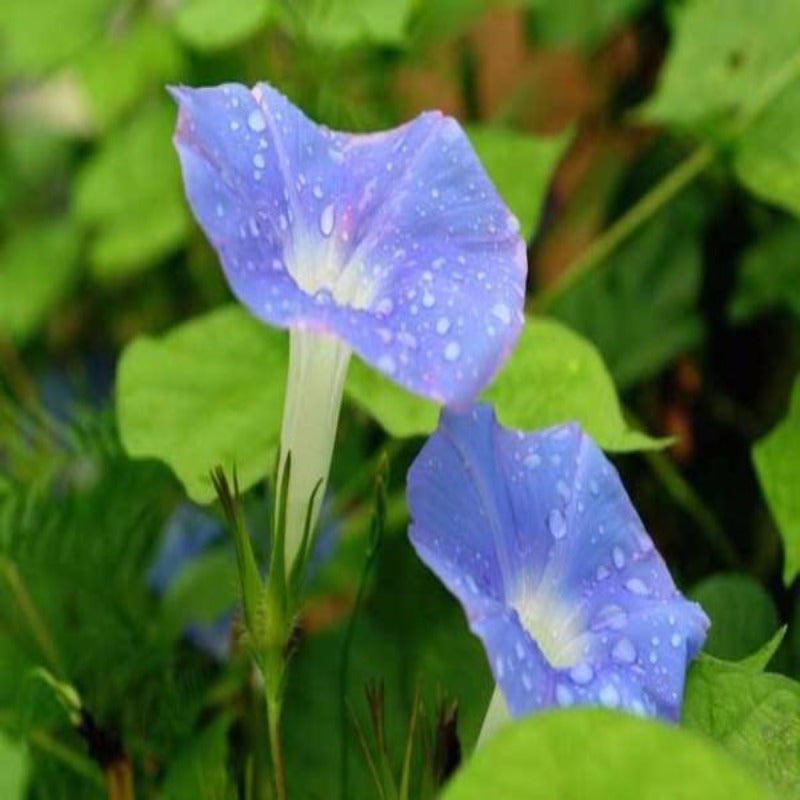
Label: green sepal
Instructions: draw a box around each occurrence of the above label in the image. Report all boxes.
[210,467,262,644]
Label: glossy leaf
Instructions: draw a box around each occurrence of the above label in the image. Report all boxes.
[684,654,800,799]
[117,305,287,504]
[753,378,800,584]
[689,573,780,661]
[442,709,771,800]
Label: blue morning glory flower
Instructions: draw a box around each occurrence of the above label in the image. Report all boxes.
[407,405,709,723]
[170,82,526,568]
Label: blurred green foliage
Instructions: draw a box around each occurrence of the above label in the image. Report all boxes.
[1,0,800,797]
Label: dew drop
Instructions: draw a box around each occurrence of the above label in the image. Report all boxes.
[495,656,505,680]
[547,509,567,540]
[247,109,266,132]
[229,120,240,131]
[556,479,571,503]
[555,684,574,707]
[278,214,288,231]
[215,203,224,218]
[320,204,335,236]
[444,341,461,361]
[612,637,637,664]
[491,303,511,324]
[377,354,396,375]
[515,641,526,661]
[524,453,541,469]
[522,672,534,692]
[313,185,324,199]
[589,479,599,496]
[570,663,594,685]
[422,291,435,308]
[670,633,682,648]
[596,565,610,581]
[375,298,394,315]
[598,684,620,708]
[594,604,628,631]
[612,546,626,569]
[253,152,265,169]
[435,317,451,335]
[625,578,650,596]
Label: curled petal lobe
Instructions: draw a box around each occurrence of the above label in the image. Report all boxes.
[171,82,526,405]
[407,404,709,722]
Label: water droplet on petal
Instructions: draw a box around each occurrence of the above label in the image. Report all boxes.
[670,633,682,648]
[377,354,396,375]
[278,214,288,231]
[491,303,511,325]
[522,672,534,692]
[422,291,435,308]
[547,509,566,540]
[375,298,394,315]
[612,637,637,664]
[569,663,594,685]
[625,578,650,596]
[612,546,626,569]
[444,341,461,361]
[495,656,505,680]
[555,684,574,707]
[247,109,266,132]
[556,480,571,503]
[313,185,324,199]
[596,565,610,581]
[524,453,541,469]
[253,152,265,169]
[515,641,526,661]
[320,204,335,236]
[599,684,620,708]
[435,317,450,335]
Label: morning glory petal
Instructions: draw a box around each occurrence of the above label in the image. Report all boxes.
[407,404,709,722]
[171,82,525,405]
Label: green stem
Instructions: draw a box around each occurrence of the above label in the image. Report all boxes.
[266,694,288,800]
[536,144,714,312]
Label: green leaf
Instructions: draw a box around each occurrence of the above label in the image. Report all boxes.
[467,126,570,240]
[174,0,270,51]
[0,734,28,799]
[641,0,800,215]
[550,189,706,388]
[159,549,238,642]
[526,0,649,51]
[641,0,800,133]
[0,220,82,343]
[737,627,787,673]
[76,17,185,131]
[117,305,287,504]
[0,0,114,78]
[345,359,438,439]
[485,317,666,451]
[734,79,800,217]
[284,530,491,798]
[442,709,771,800]
[161,715,236,800]
[689,573,780,662]
[753,378,800,584]
[684,654,800,799]
[73,102,190,279]
[729,220,800,322]
[305,0,414,48]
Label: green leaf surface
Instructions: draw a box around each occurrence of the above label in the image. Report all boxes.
[161,715,236,800]
[684,654,800,799]
[753,378,800,584]
[467,126,570,240]
[73,102,190,278]
[550,189,706,388]
[0,0,114,78]
[734,79,800,217]
[0,734,28,800]
[442,709,771,800]
[305,0,414,48]
[0,220,82,343]
[117,305,287,504]
[689,573,780,662]
[284,529,491,798]
[642,0,800,133]
[344,358,438,439]
[174,0,270,51]
[485,317,666,451]
[729,220,800,322]
[76,17,185,131]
